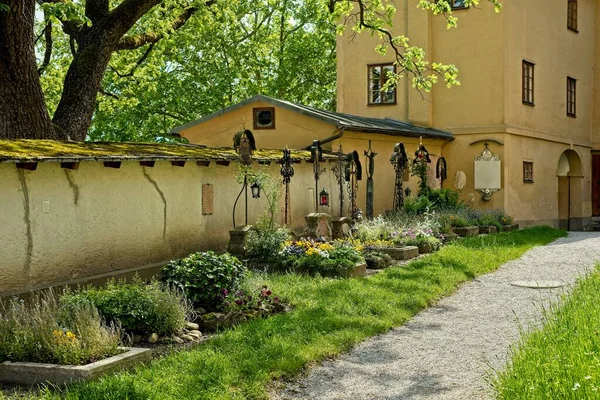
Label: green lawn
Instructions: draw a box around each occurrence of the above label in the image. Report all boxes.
[491,263,600,399]
[13,227,564,400]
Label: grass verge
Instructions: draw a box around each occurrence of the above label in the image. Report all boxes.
[491,263,600,399]
[16,227,564,400]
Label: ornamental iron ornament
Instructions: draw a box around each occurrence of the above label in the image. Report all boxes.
[345,150,362,220]
[310,140,326,211]
[364,141,377,219]
[232,128,257,228]
[280,148,295,224]
[390,142,408,211]
[331,145,347,217]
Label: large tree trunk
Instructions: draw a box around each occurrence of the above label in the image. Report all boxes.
[52,37,115,141]
[0,0,58,139]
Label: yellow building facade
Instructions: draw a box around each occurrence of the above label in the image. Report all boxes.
[337,0,596,229]
[175,0,598,229]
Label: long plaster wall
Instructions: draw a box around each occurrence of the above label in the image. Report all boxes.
[0,159,340,296]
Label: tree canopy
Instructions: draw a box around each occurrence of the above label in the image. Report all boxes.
[0,0,501,141]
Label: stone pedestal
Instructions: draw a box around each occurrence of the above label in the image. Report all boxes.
[331,217,353,239]
[228,225,252,257]
[304,213,332,239]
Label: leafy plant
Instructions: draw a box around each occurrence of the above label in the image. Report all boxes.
[426,188,463,211]
[0,289,120,365]
[61,278,190,336]
[246,226,291,264]
[162,251,247,311]
[403,196,433,215]
[410,159,430,197]
[221,285,282,315]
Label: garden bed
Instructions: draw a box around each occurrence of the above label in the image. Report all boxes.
[0,347,151,387]
[377,246,419,260]
[478,225,497,234]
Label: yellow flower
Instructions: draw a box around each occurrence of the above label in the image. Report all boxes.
[52,330,62,337]
[66,331,76,340]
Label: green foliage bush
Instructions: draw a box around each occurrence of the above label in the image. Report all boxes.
[162,251,247,311]
[426,188,463,211]
[246,226,291,263]
[62,279,190,336]
[403,196,433,215]
[0,289,120,365]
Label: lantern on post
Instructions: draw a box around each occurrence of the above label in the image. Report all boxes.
[319,188,329,206]
[412,137,432,197]
[250,182,261,199]
[232,129,256,228]
[310,140,325,211]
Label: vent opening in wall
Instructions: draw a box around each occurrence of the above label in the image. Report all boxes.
[253,107,275,129]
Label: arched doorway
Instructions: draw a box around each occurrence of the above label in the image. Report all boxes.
[557,149,583,230]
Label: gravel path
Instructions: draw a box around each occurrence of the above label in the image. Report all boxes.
[276,232,600,400]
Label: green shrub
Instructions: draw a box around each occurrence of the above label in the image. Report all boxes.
[0,289,120,365]
[403,196,433,215]
[363,251,393,269]
[246,226,290,263]
[426,188,463,211]
[62,279,190,336]
[162,251,247,311]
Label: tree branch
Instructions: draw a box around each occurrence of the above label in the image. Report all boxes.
[38,18,53,75]
[85,0,109,24]
[116,6,197,50]
[99,89,120,99]
[109,43,155,78]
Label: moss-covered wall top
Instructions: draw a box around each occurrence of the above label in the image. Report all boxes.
[0,140,335,163]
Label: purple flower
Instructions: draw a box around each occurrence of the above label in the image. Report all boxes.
[221,289,229,297]
[235,299,244,306]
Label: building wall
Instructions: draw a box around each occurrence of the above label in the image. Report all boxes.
[332,133,447,217]
[0,159,340,296]
[179,101,339,149]
[505,0,595,145]
[336,0,595,224]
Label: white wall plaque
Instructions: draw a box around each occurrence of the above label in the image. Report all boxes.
[473,143,501,201]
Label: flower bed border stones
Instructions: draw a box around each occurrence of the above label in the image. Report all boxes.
[377,246,419,261]
[342,262,367,277]
[502,224,520,232]
[452,226,479,237]
[441,232,459,243]
[0,347,151,386]
[479,226,498,234]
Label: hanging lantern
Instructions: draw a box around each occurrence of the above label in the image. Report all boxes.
[250,182,261,199]
[319,188,329,206]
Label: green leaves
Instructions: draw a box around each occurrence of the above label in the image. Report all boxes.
[39,1,89,27]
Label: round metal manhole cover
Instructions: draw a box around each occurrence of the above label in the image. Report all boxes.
[510,280,564,289]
